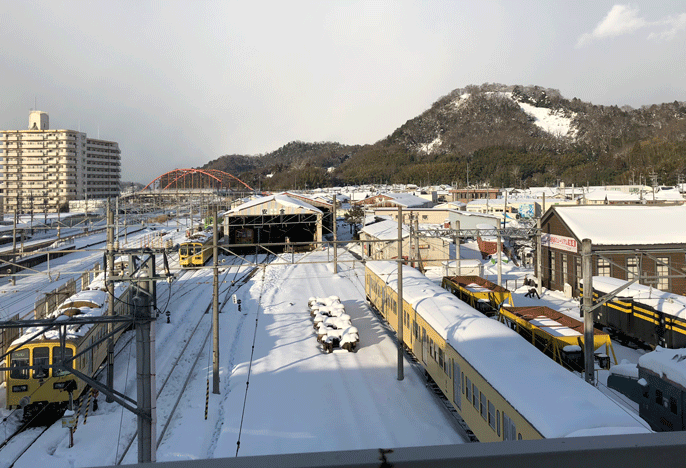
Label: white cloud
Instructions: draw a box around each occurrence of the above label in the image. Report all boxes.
[648,13,686,41]
[576,4,685,47]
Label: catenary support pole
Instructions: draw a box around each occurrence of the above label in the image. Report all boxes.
[106,200,115,403]
[333,195,337,274]
[212,206,220,394]
[582,239,594,385]
[397,206,404,381]
[536,218,543,297]
[137,257,157,463]
[497,232,502,287]
[455,220,461,276]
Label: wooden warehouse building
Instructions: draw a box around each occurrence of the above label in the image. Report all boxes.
[540,205,686,296]
[222,193,324,253]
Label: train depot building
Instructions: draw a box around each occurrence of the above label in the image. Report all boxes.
[222,193,325,253]
[540,205,686,296]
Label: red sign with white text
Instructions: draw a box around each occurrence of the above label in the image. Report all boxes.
[541,233,578,253]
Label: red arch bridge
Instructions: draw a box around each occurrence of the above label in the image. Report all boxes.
[141,168,254,192]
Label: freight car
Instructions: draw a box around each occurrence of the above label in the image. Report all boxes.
[497,305,616,372]
[441,276,513,317]
[365,261,650,442]
[5,270,130,422]
[582,277,686,349]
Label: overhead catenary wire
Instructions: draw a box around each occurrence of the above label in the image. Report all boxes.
[235,265,267,457]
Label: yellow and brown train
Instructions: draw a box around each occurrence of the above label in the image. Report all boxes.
[179,230,215,268]
[5,273,129,421]
[365,261,649,442]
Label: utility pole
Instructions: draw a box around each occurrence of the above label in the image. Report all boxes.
[116,197,120,244]
[106,201,115,402]
[536,218,543,297]
[497,231,502,287]
[581,239,594,385]
[503,191,508,229]
[10,209,17,286]
[455,220,461,276]
[212,206,220,394]
[332,195,337,274]
[397,206,404,381]
[135,255,157,463]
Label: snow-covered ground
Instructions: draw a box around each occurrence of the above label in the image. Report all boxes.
[0,226,651,466]
[2,238,466,467]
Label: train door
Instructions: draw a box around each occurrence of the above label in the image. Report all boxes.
[88,338,94,375]
[453,360,461,409]
[422,328,428,364]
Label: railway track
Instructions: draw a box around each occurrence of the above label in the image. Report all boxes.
[0,423,50,468]
[0,255,260,466]
[115,255,264,464]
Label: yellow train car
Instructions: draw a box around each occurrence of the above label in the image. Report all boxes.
[6,276,129,421]
[497,305,616,372]
[441,275,513,317]
[365,261,649,442]
[179,230,214,268]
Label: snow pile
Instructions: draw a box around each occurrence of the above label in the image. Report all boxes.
[309,296,359,353]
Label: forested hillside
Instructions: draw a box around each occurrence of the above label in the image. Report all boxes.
[202,83,686,190]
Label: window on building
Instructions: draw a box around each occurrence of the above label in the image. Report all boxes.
[597,257,610,277]
[656,257,670,290]
[472,383,478,408]
[561,254,568,285]
[480,392,486,420]
[465,376,471,401]
[549,250,556,283]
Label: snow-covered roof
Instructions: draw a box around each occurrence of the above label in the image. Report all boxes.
[223,193,322,215]
[585,190,640,202]
[367,261,650,438]
[359,219,409,240]
[379,192,432,207]
[180,230,212,244]
[591,276,686,319]
[553,205,686,246]
[12,277,128,345]
[640,347,686,390]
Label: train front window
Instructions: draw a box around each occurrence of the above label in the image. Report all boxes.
[10,349,29,379]
[33,347,50,379]
[53,347,74,377]
[180,245,189,256]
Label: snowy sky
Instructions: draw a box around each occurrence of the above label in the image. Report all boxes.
[1,1,685,184]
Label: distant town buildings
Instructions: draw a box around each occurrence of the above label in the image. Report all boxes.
[0,111,121,214]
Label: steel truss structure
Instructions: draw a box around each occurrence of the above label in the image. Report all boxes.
[142,168,253,192]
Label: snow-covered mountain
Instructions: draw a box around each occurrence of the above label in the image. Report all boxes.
[203,83,686,189]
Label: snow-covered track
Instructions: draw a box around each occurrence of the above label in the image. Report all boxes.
[115,256,261,464]
[0,425,50,468]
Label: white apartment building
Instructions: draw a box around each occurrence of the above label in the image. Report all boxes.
[0,111,121,214]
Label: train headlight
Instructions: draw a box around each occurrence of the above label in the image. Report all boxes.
[12,385,28,392]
